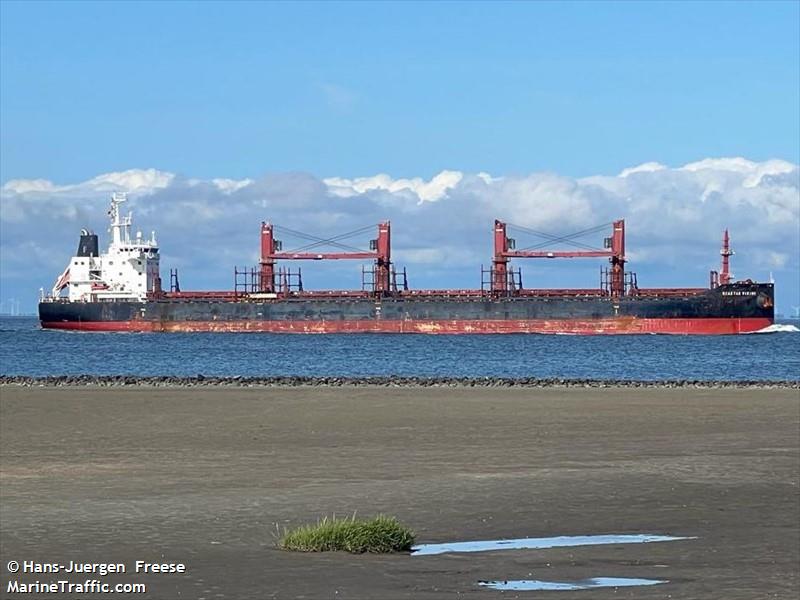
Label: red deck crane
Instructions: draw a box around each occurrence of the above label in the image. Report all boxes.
[259,221,392,294]
[492,219,627,297]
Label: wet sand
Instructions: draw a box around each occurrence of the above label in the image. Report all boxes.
[1,386,798,599]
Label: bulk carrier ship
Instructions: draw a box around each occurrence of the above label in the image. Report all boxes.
[38,193,774,334]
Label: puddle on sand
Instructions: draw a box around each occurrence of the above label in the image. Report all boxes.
[411,534,694,556]
[478,577,667,591]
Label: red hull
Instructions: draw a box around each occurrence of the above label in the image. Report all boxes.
[41,317,773,334]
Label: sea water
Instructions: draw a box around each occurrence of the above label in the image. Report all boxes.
[0,316,797,380]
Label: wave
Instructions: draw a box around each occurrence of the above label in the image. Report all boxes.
[748,323,800,334]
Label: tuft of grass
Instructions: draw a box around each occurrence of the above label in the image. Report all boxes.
[278,514,415,553]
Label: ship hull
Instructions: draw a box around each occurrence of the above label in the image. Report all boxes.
[39,317,772,334]
[39,283,774,335]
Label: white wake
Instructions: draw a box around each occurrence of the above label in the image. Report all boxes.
[748,323,800,334]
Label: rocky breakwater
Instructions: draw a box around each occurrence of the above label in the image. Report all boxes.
[0,375,797,389]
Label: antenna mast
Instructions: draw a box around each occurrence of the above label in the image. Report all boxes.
[720,229,734,285]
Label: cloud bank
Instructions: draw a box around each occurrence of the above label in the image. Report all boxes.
[1,158,798,313]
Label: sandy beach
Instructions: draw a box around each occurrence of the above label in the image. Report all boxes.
[1,385,798,599]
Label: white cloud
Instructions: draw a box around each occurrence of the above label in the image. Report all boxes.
[679,157,797,189]
[753,250,790,270]
[324,170,463,202]
[81,168,175,193]
[1,168,174,196]
[476,172,500,184]
[2,157,798,311]
[210,178,254,194]
[1,169,255,198]
[1,178,58,194]
[619,162,667,177]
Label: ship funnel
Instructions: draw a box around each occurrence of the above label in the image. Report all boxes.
[76,231,99,257]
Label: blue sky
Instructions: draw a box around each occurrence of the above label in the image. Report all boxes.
[1,1,799,315]
[2,1,798,181]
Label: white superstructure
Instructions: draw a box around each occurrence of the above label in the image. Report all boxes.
[49,193,161,302]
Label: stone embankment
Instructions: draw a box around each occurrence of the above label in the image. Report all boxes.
[0,375,797,389]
